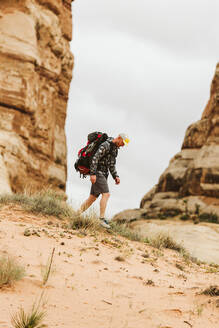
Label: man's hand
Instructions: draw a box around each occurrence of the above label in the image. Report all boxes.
[90,175,96,184]
[115,177,120,185]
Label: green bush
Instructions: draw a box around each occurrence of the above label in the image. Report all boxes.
[159,209,181,218]
[180,214,190,221]
[199,212,219,224]
[157,213,167,220]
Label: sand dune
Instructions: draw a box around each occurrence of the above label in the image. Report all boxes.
[0,206,218,328]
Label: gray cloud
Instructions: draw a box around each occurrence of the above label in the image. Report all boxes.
[73,0,219,59]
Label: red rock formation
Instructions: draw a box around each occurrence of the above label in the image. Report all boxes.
[141,64,219,217]
[0,0,74,193]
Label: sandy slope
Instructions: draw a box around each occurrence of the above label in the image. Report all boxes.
[0,206,219,328]
[131,219,219,264]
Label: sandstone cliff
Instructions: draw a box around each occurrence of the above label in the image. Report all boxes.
[0,0,74,193]
[140,63,219,217]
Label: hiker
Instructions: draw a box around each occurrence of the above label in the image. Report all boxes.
[77,133,130,228]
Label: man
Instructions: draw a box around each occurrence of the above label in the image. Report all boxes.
[77,133,130,228]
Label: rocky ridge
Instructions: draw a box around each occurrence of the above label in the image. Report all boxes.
[140,63,219,218]
[113,64,219,225]
[0,0,74,194]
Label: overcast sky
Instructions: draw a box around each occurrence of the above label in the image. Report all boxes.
[66,0,219,218]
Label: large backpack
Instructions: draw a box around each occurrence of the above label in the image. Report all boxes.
[74,132,109,178]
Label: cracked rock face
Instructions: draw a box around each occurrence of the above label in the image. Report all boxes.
[0,0,74,193]
[140,64,219,217]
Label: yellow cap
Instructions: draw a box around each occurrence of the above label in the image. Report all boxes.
[119,133,130,146]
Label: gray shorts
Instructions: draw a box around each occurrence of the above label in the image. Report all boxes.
[90,173,109,197]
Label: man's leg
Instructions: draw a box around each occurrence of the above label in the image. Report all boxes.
[100,193,110,218]
[77,194,97,215]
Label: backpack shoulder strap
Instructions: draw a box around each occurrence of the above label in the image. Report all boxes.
[102,139,115,155]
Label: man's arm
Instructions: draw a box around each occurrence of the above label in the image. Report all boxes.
[109,156,119,181]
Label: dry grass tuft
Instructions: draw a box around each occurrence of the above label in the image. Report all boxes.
[143,279,155,286]
[0,256,25,288]
[110,222,200,265]
[111,222,148,243]
[41,248,55,285]
[148,232,185,252]
[175,263,185,271]
[69,212,101,231]
[11,294,46,328]
[0,190,74,219]
[111,223,185,254]
[0,191,110,233]
[201,285,219,296]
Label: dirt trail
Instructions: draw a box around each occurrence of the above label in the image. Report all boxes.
[0,207,218,328]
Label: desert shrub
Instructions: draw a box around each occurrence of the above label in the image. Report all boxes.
[195,204,200,215]
[0,193,30,206]
[183,199,189,215]
[0,256,25,287]
[69,214,101,231]
[199,212,218,224]
[159,209,181,219]
[110,223,197,264]
[143,279,155,286]
[180,214,190,221]
[111,222,148,243]
[111,224,185,254]
[201,285,219,296]
[175,263,184,271]
[26,192,72,218]
[157,213,167,220]
[0,190,74,219]
[148,232,185,253]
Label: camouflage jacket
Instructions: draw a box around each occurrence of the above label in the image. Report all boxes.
[90,138,119,179]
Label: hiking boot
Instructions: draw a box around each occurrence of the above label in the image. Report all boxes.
[100,218,111,229]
